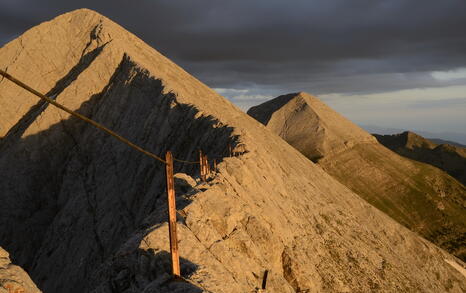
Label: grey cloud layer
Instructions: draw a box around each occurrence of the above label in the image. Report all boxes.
[1,0,466,94]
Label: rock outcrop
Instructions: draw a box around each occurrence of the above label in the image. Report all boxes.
[0,247,41,293]
[375,131,466,185]
[1,9,466,293]
[248,92,466,261]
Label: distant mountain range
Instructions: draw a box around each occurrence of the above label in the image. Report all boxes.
[249,92,466,261]
[361,125,466,146]
[429,138,466,148]
[374,131,466,186]
[1,8,465,292]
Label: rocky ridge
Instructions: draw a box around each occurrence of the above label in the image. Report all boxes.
[1,9,465,293]
[248,92,466,262]
[375,131,466,185]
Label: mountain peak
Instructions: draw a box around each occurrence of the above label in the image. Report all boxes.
[375,131,466,185]
[403,131,436,149]
[0,6,237,138]
[375,131,437,150]
[2,10,466,293]
[68,7,100,15]
[248,92,376,161]
[250,93,466,264]
[53,7,103,20]
[288,91,311,99]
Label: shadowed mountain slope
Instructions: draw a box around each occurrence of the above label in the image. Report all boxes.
[248,92,466,262]
[375,131,466,185]
[1,9,466,293]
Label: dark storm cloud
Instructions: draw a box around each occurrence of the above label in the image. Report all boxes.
[1,0,466,93]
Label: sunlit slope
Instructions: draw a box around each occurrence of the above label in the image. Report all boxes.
[249,92,466,261]
[1,9,465,292]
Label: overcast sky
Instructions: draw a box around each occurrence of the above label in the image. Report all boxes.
[1,0,466,140]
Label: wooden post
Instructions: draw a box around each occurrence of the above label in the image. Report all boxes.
[229,145,232,157]
[262,270,269,290]
[205,155,210,175]
[199,150,206,182]
[165,151,180,277]
[203,154,208,178]
[213,159,217,173]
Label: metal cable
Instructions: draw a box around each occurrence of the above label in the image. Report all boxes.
[173,158,200,164]
[0,69,167,164]
[0,70,236,166]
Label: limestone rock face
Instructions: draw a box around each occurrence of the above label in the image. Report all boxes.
[1,9,466,293]
[174,173,197,195]
[248,92,466,262]
[0,247,41,293]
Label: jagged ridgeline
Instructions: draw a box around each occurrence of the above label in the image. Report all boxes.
[248,92,466,262]
[1,9,465,293]
[375,131,466,185]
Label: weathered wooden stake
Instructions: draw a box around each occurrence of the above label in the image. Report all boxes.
[165,151,180,277]
[262,270,269,289]
[205,155,210,175]
[199,150,206,182]
[203,155,208,178]
[229,144,233,157]
[213,159,217,173]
